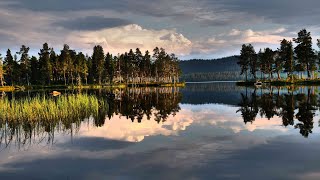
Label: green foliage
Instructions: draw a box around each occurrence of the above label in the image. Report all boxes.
[39,43,52,85]
[280,39,294,76]
[30,56,39,84]
[0,88,181,146]
[0,44,181,87]
[0,54,4,86]
[92,45,105,85]
[105,53,114,84]
[238,44,257,81]
[17,45,31,85]
[3,49,15,85]
[238,29,319,83]
[0,94,104,123]
[294,29,317,78]
[259,48,274,78]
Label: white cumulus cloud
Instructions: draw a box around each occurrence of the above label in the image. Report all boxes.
[67,24,192,55]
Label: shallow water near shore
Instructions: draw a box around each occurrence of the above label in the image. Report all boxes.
[1,82,320,180]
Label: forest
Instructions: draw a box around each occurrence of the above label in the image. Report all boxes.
[180,56,242,81]
[238,29,320,82]
[181,71,244,81]
[0,44,181,87]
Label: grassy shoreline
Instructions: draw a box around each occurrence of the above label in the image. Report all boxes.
[0,82,186,92]
[0,94,105,123]
[237,79,320,86]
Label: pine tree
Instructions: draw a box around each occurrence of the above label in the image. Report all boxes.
[75,52,88,85]
[274,50,283,80]
[39,43,52,85]
[59,44,72,85]
[91,45,105,85]
[238,44,257,81]
[50,49,59,83]
[264,48,275,79]
[0,54,5,86]
[30,56,39,85]
[4,49,14,85]
[105,53,115,84]
[18,45,31,85]
[294,29,317,79]
[279,39,294,78]
[144,51,152,81]
[135,48,143,82]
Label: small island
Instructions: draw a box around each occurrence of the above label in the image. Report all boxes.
[0,45,184,92]
[236,29,320,86]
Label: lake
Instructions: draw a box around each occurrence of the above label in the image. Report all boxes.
[1,82,320,180]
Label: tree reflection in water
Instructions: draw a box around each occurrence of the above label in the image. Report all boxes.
[237,87,318,138]
[0,87,182,150]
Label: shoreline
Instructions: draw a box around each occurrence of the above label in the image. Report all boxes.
[236,79,320,86]
[0,82,186,92]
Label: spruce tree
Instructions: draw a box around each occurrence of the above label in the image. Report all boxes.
[279,39,294,78]
[0,54,4,86]
[294,29,317,79]
[91,45,105,85]
[18,45,31,85]
[4,49,14,85]
[39,43,52,85]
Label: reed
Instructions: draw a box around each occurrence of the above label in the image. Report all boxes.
[0,94,107,124]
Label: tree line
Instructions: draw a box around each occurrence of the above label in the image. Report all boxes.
[238,29,320,81]
[0,44,181,86]
[181,71,244,82]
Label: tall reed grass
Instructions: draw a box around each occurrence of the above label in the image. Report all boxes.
[0,94,107,124]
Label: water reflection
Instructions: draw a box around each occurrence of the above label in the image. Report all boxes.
[2,84,320,179]
[0,87,182,149]
[237,87,318,137]
[106,87,182,124]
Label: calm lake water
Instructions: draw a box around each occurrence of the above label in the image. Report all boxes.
[1,82,320,180]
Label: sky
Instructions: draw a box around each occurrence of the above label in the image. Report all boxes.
[0,0,320,59]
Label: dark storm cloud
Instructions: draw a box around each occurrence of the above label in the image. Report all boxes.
[54,16,132,31]
[1,0,320,58]
[6,0,320,27]
[212,0,320,25]
[4,0,188,18]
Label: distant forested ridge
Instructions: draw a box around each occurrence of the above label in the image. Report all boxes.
[0,44,181,87]
[180,56,244,81]
[180,56,240,73]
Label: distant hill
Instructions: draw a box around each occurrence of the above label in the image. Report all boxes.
[180,56,240,74]
[179,56,244,81]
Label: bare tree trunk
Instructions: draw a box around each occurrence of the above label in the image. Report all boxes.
[64,71,66,85]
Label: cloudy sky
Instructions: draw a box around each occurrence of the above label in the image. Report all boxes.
[1,0,320,59]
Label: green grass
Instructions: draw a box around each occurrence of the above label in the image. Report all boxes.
[0,94,106,124]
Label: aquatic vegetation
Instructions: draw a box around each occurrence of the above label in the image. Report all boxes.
[0,88,182,149]
[0,94,107,124]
